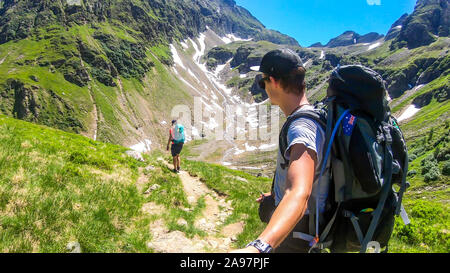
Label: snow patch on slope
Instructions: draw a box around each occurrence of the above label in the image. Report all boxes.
[180,40,189,49]
[130,139,152,153]
[367,42,382,51]
[170,44,186,70]
[397,105,421,122]
[221,34,252,44]
[319,50,325,60]
[214,58,232,77]
[187,69,201,84]
[190,36,233,100]
[259,143,277,151]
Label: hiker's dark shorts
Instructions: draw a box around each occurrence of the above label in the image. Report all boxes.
[171,142,184,157]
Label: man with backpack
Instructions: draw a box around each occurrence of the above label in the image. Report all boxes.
[167,119,185,173]
[231,49,328,253]
[231,49,409,253]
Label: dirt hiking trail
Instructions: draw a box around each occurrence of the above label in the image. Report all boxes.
[139,157,244,253]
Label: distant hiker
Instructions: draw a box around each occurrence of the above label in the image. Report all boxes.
[231,49,409,254]
[167,119,185,173]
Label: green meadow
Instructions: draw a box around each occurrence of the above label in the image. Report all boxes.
[0,113,448,252]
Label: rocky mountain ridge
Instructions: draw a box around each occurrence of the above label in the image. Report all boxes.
[236,0,449,106]
[0,0,298,149]
[309,0,449,49]
[314,31,385,48]
[0,0,299,46]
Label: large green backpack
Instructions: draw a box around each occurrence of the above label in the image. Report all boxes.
[279,65,410,253]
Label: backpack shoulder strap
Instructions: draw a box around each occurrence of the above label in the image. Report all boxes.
[279,108,327,170]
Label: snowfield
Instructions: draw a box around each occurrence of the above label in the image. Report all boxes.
[130,139,152,153]
[170,44,186,70]
[367,42,382,51]
[319,50,325,60]
[397,105,421,122]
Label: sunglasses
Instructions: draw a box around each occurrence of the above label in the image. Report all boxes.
[258,76,270,89]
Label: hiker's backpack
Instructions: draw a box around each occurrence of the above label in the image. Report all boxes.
[172,123,185,144]
[278,65,410,253]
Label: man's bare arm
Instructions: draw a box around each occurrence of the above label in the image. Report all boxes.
[167,131,173,150]
[256,143,317,248]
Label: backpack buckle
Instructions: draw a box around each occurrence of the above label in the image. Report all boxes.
[376,133,384,144]
[383,126,392,144]
[343,210,356,218]
[309,236,320,247]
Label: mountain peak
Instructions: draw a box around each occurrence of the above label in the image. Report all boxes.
[309,42,324,48]
[222,0,237,6]
[385,13,409,41]
[324,31,383,48]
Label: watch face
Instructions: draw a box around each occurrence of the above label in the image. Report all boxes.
[247,239,272,253]
[255,240,272,253]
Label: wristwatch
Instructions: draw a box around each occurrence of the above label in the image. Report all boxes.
[246,239,273,253]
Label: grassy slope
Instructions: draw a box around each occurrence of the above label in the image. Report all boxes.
[0,35,92,133]
[0,114,150,252]
[389,121,449,253]
[0,109,448,252]
[0,114,210,252]
[381,38,450,253]
[0,115,272,252]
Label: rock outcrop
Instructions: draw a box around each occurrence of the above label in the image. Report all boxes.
[0,79,84,133]
[391,0,449,49]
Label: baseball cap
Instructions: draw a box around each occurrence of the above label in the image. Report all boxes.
[259,48,305,77]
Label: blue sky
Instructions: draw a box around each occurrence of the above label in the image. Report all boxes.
[235,0,417,46]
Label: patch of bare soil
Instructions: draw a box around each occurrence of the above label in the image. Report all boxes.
[187,140,231,163]
[142,158,244,253]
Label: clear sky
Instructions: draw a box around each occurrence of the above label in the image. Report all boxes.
[235,0,417,47]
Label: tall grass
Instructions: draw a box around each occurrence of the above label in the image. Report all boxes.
[0,115,150,252]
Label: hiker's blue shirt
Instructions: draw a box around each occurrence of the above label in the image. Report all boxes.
[273,105,330,214]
